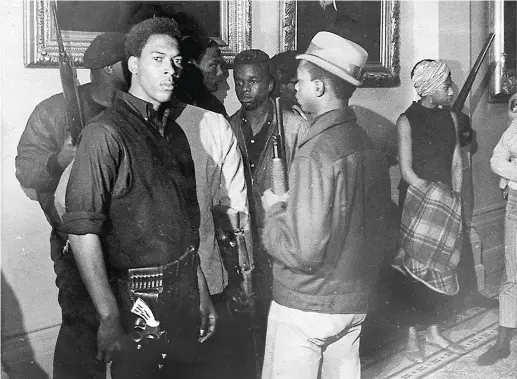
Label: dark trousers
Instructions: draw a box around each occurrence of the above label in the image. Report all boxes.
[197,295,261,379]
[111,356,201,378]
[111,264,201,379]
[52,242,105,379]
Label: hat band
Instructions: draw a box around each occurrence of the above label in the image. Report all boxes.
[305,46,365,82]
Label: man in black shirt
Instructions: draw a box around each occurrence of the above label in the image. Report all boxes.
[63,17,216,378]
[228,50,308,366]
[15,32,127,379]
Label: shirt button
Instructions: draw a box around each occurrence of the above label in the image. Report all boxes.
[251,139,255,144]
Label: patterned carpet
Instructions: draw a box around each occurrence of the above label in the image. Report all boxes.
[362,299,517,378]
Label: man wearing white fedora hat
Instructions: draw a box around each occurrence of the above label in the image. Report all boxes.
[261,32,390,378]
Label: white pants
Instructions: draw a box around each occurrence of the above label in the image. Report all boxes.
[262,301,366,379]
[500,189,517,328]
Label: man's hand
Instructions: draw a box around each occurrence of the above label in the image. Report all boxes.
[198,296,217,343]
[57,135,77,169]
[96,313,125,363]
[261,189,289,212]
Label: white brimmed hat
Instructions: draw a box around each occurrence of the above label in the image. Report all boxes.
[296,32,368,86]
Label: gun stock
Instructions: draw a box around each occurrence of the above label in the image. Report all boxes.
[51,1,84,145]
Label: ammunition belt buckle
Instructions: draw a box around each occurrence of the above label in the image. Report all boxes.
[128,266,164,296]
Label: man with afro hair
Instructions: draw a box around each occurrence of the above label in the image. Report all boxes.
[63,17,216,378]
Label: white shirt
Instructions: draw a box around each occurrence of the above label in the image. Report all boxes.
[491,118,517,190]
[177,105,248,295]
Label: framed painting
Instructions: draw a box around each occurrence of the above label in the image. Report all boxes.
[24,0,251,68]
[279,0,400,87]
[489,0,517,103]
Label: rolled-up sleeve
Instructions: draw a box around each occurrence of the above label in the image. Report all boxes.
[15,98,67,192]
[204,112,248,214]
[491,119,517,183]
[63,122,122,235]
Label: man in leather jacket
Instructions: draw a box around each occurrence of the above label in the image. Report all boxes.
[15,32,128,379]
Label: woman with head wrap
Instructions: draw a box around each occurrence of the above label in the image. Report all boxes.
[391,59,466,363]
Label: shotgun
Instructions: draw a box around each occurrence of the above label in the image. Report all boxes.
[51,1,85,145]
[452,33,495,147]
[212,205,261,378]
[272,98,288,194]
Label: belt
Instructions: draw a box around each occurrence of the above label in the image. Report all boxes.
[113,246,198,296]
[111,246,199,355]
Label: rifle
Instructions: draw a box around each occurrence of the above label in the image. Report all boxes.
[51,1,85,145]
[272,98,288,194]
[452,33,495,147]
[212,205,262,378]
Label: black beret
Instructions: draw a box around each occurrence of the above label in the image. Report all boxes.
[83,32,126,69]
[234,49,270,66]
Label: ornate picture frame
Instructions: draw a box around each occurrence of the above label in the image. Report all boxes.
[279,0,400,88]
[23,0,251,68]
[488,0,517,103]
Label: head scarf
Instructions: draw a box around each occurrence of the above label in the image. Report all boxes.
[411,60,450,97]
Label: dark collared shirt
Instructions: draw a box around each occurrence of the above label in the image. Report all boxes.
[15,83,107,261]
[239,100,275,174]
[63,91,199,269]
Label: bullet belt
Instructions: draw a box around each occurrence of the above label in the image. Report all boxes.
[113,246,198,302]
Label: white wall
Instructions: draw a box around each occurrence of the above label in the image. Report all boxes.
[1,0,507,376]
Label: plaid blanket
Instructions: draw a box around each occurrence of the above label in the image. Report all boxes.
[392,181,462,295]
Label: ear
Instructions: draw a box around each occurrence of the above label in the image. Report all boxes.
[268,78,274,94]
[313,79,325,97]
[128,56,138,75]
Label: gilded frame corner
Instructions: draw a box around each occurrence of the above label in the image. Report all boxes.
[279,0,400,88]
[23,0,252,68]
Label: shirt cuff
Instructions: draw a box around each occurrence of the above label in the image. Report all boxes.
[62,211,106,235]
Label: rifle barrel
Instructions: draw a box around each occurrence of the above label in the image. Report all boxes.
[453,33,495,111]
[51,0,85,145]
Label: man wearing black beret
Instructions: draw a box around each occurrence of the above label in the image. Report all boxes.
[15,31,128,379]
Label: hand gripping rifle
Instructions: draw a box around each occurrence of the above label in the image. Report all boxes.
[212,205,262,378]
[452,33,495,147]
[51,1,85,145]
[272,97,288,194]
